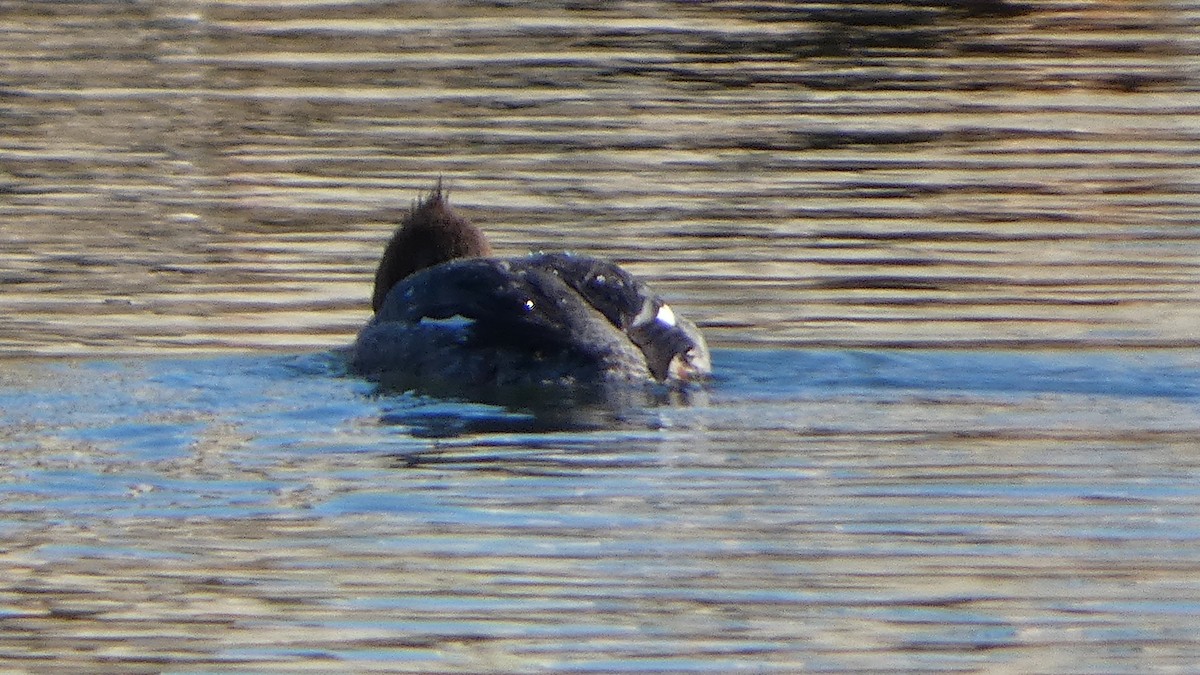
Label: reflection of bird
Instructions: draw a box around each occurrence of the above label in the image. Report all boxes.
[351,188,710,393]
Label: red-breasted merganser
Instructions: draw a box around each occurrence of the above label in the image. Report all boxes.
[350,189,711,393]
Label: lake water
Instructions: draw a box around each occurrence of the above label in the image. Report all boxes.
[2,0,1200,672]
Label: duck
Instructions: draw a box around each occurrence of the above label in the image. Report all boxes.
[349,187,711,394]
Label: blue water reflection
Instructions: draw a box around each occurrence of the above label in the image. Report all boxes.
[1,349,1197,674]
[715,349,1200,401]
[1,348,1196,524]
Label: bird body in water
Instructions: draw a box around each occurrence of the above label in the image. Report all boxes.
[350,188,710,396]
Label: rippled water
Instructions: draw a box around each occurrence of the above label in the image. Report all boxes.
[2,0,1200,671]
[2,350,1200,671]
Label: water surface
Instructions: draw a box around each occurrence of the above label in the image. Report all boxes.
[2,350,1199,671]
[2,0,1200,671]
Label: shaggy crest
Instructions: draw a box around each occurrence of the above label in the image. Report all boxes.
[371,186,493,313]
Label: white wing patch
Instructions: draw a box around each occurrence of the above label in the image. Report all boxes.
[655,303,677,327]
